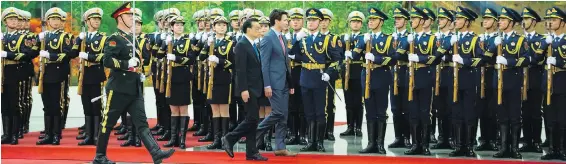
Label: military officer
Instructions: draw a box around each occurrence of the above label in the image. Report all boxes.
[17,9,36,136]
[489,7,529,159]
[519,7,545,153]
[446,6,482,157]
[319,8,340,141]
[340,10,365,138]
[354,7,395,154]
[1,7,35,145]
[35,7,75,145]
[389,7,412,148]
[431,7,455,150]
[93,3,174,163]
[541,6,566,161]
[193,9,214,142]
[398,6,440,155]
[285,7,308,146]
[187,10,203,133]
[72,7,107,146]
[422,7,438,144]
[147,9,164,132]
[475,7,500,152]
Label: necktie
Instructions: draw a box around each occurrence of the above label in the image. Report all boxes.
[311,34,315,42]
[253,43,260,60]
[278,34,286,55]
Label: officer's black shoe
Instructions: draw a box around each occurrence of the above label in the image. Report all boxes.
[300,121,317,152]
[376,121,387,154]
[475,140,497,151]
[193,123,207,136]
[465,145,476,157]
[198,131,213,142]
[40,130,45,134]
[359,121,377,153]
[52,116,62,145]
[187,122,200,132]
[285,135,299,145]
[339,126,355,136]
[18,130,24,139]
[36,135,53,145]
[541,139,549,147]
[93,153,115,164]
[157,130,171,141]
[76,132,86,140]
[493,125,509,158]
[114,126,127,135]
[533,143,543,153]
[52,135,61,145]
[0,135,9,144]
[404,144,421,155]
[421,125,431,156]
[316,121,326,152]
[79,124,85,130]
[404,138,412,148]
[246,153,268,161]
[388,137,406,148]
[38,133,45,139]
[431,140,452,149]
[541,150,560,160]
[164,116,180,148]
[120,136,135,147]
[354,128,363,137]
[222,136,235,158]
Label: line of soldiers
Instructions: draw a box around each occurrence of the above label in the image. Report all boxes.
[3,4,566,161]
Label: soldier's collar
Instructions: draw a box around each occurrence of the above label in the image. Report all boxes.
[524,30,536,37]
[554,33,564,39]
[309,31,319,37]
[396,29,406,35]
[321,30,330,35]
[503,30,515,37]
[371,31,382,37]
[351,31,360,36]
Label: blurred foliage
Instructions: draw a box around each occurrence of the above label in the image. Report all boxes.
[1,1,563,87]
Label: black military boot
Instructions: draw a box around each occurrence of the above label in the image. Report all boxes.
[187,106,200,132]
[114,114,128,135]
[531,119,543,153]
[465,125,477,157]
[78,116,95,146]
[93,116,101,145]
[541,126,559,160]
[432,119,452,149]
[194,114,209,136]
[164,116,179,147]
[134,127,141,147]
[285,116,299,145]
[354,110,363,137]
[199,120,214,142]
[388,116,405,148]
[493,124,509,158]
[509,124,522,159]
[404,124,421,155]
[9,116,19,145]
[449,124,465,157]
[139,129,175,164]
[300,121,317,152]
[117,116,132,141]
[179,116,189,149]
[157,123,171,141]
[326,113,335,141]
[317,121,326,152]
[51,116,61,145]
[299,117,308,145]
[359,121,377,153]
[340,110,355,136]
[77,117,87,140]
[1,116,12,144]
[376,120,387,154]
[92,153,115,164]
[206,118,222,149]
[421,123,431,156]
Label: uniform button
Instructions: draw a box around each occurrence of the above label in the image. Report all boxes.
[123,73,126,76]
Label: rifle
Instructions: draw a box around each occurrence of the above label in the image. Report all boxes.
[1,32,3,93]
[364,35,371,99]
[547,35,553,105]
[408,39,414,101]
[77,19,86,95]
[165,37,173,98]
[497,43,503,105]
[453,38,459,102]
[206,37,216,99]
[344,34,351,91]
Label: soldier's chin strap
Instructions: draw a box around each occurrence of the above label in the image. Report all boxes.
[119,15,132,30]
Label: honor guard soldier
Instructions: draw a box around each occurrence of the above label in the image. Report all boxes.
[161,15,197,149]
[1,7,34,145]
[193,9,213,141]
[389,7,412,148]
[541,6,566,161]
[36,7,76,145]
[147,9,164,133]
[227,9,245,132]
[475,7,500,152]
[430,7,455,150]
[73,7,107,146]
[18,9,37,136]
[519,7,545,153]
[541,8,555,148]
[285,7,308,146]
[354,7,395,154]
[398,7,441,155]
[490,7,529,159]
[340,11,365,138]
[189,9,207,133]
[447,6,482,157]
[319,8,340,141]
[290,8,340,152]
[422,7,438,144]
[93,3,175,163]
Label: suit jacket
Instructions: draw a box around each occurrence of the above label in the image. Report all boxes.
[260,29,293,90]
[235,36,264,97]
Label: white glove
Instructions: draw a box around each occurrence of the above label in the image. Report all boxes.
[227,32,233,37]
[496,56,508,65]
[39,50,50,58]
[165,35,173,45]
[39,32,46,40]
[79,32,86,40]
[364,33,371,43]
[407,34,414,43]
[546,35,553,44]
[189,33,195,40]
[0,32,3,40]
[479,34,485,42]
[195,32,203,40]
[408,53,419,62]
[393,34,398,41]
[547,56,557,65]
[288,54,295,60]
[202,33,209,42]
[453,54,464,64]
[128,57,140,68]
[365,53,375,61]
[167,54,176,61]
[344,33,350,41]
[450,35,458,45]
[285,33,292,40]
[296,31,307,40]
[321,73,330,82]
[79,52,88,59]
[434,32,441,39]
[441,55,446,61]
[0,51,7,58]
[207,36,214,46]
[208,55,219,63]
[345,51,353,59]
[236,32,243,39]
[494,36,502,46]
[160,32,167,40]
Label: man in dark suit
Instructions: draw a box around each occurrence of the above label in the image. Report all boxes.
[222,18,268,161]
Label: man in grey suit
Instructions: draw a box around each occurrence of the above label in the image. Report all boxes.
[256,9,297,157]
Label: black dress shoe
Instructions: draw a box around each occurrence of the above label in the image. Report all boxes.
[221,136,234,158]
[92,154,115,164]
[246,153,268,161]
